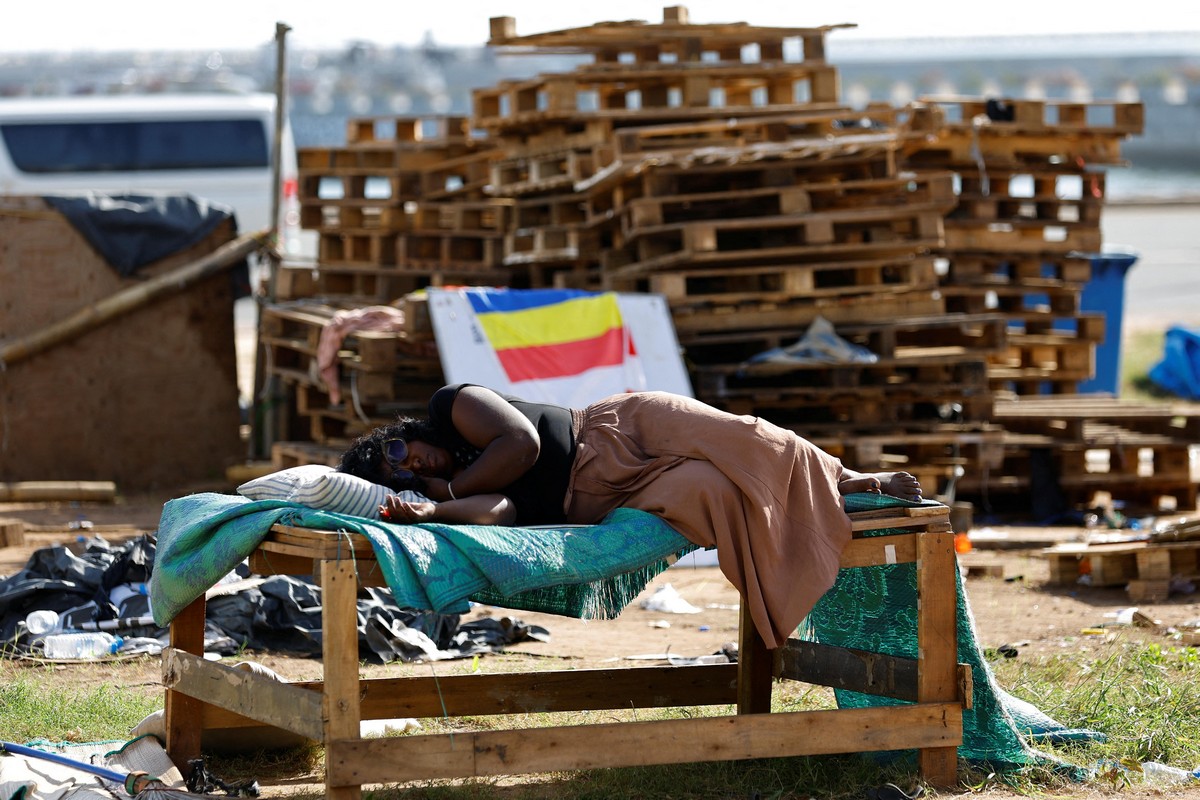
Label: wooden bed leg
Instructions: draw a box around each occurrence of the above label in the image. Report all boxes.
[164,595,206,778]
[736,600,773,714]
[320,559,363,800]
[916,531,959,788]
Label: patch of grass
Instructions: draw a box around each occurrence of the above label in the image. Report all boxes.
[991,637,1200,771]
[8,640,1200,798]
[1121,329,1171,401]
[0,667,160,743]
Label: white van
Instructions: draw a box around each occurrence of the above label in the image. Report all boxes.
[0,93,306,256]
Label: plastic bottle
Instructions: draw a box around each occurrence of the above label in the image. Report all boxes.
[25,609,61,636]
[1138,761,1197,785]
[42,632,124,660]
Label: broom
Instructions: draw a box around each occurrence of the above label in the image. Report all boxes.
[0,740,218,798]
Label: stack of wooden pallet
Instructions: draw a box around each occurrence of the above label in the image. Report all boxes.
[263,8,1196,516]
[899,96,1144,396]
[292,116,509,301]
[971,395,1200,514]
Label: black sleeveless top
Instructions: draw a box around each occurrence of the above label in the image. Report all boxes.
[428,384,577,525]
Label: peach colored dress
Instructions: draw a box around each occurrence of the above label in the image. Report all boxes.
[564,391,851,649]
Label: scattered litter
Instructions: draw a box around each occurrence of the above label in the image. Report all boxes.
[1107,607,1161,629]
[1092,759,1200,787]
[649,619,671,629]
[666,652,731,666]
[360,718,422,736]
[964,527,1009,543]
[639,583,701,614]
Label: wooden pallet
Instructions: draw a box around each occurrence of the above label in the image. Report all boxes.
[618,172,956,238]
[693,356,993,428]
[609,206,945,277]
[941,253,1094,286]
[674,312,1007,366]
[608,107,901,156]
[941,216,1102,255]
[471,64,842,134]
[810,427,1008,473]
[900,97,1143,168]
[1043,539,1200,601]
[909,96,1145,137]
[487,10,842,64]
[669,290,947,336]
[270,440,346,470]
[992,396,1200,441]
[605,135,898,201]
[955,426,1199,515]
[611,255,939,305]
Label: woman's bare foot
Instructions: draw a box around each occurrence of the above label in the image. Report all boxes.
[838,470,922,501]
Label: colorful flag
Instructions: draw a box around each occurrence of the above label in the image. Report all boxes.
[467,289,631,383]
[427,287,692,406]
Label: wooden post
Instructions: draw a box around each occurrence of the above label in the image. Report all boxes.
[916,531,959,787]
[736,602,773,714]
[321,559,363,800]
[164,597,207,778]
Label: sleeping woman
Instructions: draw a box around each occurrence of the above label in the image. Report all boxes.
[338,383,922,648]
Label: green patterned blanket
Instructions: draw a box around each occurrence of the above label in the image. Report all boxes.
[149,492,696,627]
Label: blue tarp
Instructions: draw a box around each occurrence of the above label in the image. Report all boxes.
[1149,325,1200,400]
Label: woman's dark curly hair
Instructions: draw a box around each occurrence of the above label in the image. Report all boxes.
[336,416,447,493]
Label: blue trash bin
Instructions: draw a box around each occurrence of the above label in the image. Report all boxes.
[1077,249,1138,395]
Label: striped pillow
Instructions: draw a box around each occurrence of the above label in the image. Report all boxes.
[237,465,426,519]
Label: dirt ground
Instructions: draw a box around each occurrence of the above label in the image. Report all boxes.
[5,492,1200,798]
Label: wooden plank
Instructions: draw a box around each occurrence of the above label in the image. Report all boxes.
[198,665,738,729]
[776,639,918,701]
[162,648,324,740]
[327,703,962,784]
[841,534,918,568]
[0,481,118,502]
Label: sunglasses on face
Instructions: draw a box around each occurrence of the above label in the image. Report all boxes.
[382,438,415,480]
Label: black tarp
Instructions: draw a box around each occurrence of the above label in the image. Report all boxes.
[0,534,548,662]
[44,193,249,294]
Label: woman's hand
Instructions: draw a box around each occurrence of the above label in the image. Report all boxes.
[380,496,437,523]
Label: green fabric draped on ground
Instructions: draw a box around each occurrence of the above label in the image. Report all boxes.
[804,492,1104,771]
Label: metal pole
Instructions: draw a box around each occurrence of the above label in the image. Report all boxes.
[269,21,290,267]
[251,21,291,461]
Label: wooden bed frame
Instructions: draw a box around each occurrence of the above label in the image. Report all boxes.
[162,504,967,798]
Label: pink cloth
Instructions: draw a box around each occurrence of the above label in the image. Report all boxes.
[564,391,851,649]
[316,306,407,405]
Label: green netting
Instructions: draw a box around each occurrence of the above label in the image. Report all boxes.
[802,494,1103,772]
